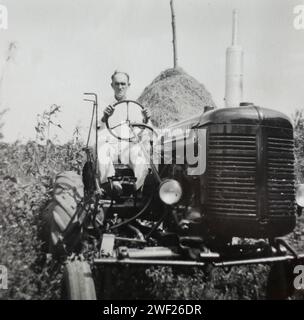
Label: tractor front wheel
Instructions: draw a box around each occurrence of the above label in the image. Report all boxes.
[266,262,295,300]
[62,260,97,300]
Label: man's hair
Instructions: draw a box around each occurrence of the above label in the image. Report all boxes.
[111,70,130,83]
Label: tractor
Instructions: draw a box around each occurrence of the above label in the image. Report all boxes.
[43,95,304,300]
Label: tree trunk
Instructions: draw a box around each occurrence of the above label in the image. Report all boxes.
[170,0,178,68]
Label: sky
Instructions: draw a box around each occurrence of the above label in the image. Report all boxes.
[0,0,304,142]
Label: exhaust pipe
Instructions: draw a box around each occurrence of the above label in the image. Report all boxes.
[224,10,244,108]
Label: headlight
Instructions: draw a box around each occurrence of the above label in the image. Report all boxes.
[296,184,304,207]
[159,179,182,205]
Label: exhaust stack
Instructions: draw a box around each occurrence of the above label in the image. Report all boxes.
[224,10,244,108]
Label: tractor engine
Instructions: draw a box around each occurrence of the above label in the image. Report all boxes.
[159,104,296,240]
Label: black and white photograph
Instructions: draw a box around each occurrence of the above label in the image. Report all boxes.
[0,0,304,304]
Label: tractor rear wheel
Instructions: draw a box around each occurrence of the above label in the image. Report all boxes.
[62,260,96,300]
[42,171,84,255]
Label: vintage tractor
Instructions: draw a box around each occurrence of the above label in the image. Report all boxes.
[43,95,304,300]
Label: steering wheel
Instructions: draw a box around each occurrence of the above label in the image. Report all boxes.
[105,99,156,142]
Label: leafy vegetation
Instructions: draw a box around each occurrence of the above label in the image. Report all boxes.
[293,109,304,183]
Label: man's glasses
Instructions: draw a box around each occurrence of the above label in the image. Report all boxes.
[115,82,127,86]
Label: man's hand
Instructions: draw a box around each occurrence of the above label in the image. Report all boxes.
[101,105,114,122]
[142,108,151,123]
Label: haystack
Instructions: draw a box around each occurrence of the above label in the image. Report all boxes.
[138,67,217,128]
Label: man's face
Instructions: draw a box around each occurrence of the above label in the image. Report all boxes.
[111,73,130,101]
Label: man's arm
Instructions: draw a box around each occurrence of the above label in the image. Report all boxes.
[101,105,114,122]
[99,105,115,130]
[142,107,151,125]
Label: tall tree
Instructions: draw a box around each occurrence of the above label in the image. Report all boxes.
[0,42,17,139]
[0,109,7,139]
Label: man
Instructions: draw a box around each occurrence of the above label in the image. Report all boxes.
[101,71,150,123]
[97,71,151,191]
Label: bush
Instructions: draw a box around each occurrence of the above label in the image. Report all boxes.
[0,140,83,299]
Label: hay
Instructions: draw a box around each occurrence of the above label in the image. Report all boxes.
[138,67,217,128]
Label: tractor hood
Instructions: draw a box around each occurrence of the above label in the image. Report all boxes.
[166,105,293,130]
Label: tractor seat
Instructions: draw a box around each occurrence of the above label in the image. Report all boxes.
[114,163,135,177]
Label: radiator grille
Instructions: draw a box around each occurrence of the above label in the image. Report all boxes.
[207,134,257,216]
[207,131,295,217]
[267,136,295,216]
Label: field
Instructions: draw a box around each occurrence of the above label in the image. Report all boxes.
[0,111,304,300]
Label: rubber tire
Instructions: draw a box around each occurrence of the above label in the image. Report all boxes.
[266,262,295,300]
[62,260,97,300]
[42,171,84,254]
